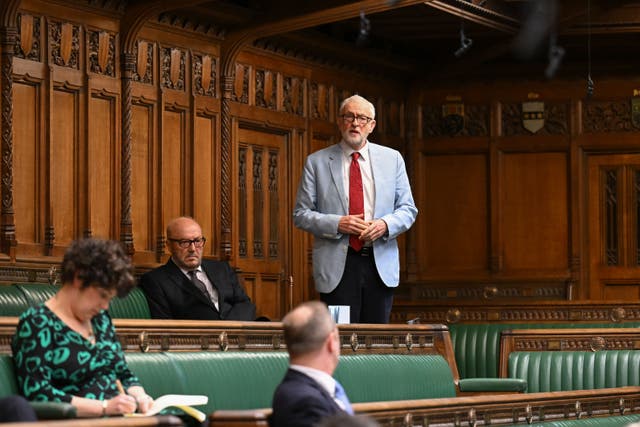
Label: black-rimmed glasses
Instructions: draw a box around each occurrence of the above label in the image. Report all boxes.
[340,113,373,125]
[168,237,206,248]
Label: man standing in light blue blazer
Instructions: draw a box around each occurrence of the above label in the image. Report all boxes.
[293,94,417,323]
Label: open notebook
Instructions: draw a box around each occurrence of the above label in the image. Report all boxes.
[126,394,208,422]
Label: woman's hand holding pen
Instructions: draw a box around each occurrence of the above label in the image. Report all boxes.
[105,393,137,415]
[122,383,154,414]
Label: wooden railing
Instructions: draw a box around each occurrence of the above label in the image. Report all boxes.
[210,386,640,427]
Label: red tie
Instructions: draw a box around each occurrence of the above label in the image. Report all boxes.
[349,152,364,252]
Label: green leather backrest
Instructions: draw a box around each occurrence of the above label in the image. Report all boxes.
[15,283,58,307]
[449,323,640,379]
[126,352,289,414]
[335,354,456,402]
[0,354,18,398]
[108,287,150,319]
[511,414,640,426]
[508,350,640,393]
[126,352,457,414]
[0,285,31,316]
[0,283,150,319]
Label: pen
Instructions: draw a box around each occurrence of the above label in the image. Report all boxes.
[115,379,126,395]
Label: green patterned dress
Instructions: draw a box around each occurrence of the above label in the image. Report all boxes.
[11,305,141,402]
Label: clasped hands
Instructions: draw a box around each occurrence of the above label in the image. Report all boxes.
[338,214,387,242]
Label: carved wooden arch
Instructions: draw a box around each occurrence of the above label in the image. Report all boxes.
[0,0,21,259]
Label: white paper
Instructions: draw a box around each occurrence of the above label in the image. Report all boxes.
[328,305,350,324]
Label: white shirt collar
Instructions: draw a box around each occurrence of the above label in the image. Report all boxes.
[289,364,337,397]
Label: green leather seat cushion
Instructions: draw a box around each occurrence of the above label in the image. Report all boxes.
[511,414,640,426]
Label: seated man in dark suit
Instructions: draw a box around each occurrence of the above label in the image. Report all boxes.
[271,301,353,427]
[140,216,256,320]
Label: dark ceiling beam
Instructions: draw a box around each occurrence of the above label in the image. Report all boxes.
[221,0,430,75]
[426,0,519,33]
[229,0,432,39]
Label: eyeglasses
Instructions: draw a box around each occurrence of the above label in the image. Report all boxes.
[340,113,373,125]
[168,237,206,248]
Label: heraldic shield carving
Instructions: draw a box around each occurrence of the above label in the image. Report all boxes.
[442,102,464,135]
[522,101,545,133]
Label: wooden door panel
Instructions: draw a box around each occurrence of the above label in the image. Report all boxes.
[235,127,289,320]
[588,154,640,299]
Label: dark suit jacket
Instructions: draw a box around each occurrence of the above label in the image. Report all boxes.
[270,369,344,427]
[139,258,256,320]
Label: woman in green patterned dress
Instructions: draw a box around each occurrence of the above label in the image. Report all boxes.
[11,239,155,417]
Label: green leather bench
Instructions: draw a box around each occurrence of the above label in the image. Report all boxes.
[511,414,640,426]
[0,283,150,318]
[125,352,459,415]
[449,323,640,379]
[2,351,463,418]
[508,350,640,393]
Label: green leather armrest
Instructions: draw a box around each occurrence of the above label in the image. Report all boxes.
[29,401,77,419]
[458,378,527,393]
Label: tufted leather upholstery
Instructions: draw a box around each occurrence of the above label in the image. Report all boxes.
[125,352,456,415]
[510,414,640,427]
[449,323,640,379]
[0,283,150,318]
[508,350,640,393]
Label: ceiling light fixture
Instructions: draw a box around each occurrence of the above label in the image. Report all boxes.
[586,0,594,97]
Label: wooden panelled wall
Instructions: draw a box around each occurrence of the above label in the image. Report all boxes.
[0,1,408,320]
[0,1,639,320]
[407,81,640,304]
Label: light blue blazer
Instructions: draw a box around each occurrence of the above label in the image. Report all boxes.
[293,142,418,293]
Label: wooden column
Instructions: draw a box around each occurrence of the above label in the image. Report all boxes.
[0,25,17,259]
[120,51,135,255]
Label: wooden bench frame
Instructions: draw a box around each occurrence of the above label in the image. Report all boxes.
[391,300,640,324]
[499,328,640,377]
[211,386,640,427]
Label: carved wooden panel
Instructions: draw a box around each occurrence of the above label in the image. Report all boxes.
[418,154,488,273]
[252,147,263,258]
[14,13,41,61]
[422,103,490,137]
[390,301,640,325]
[51,89,79,245]
[162,109,185,231]
[238,147,247,258]
[282,76,303,116]
[131,102,153,252]
[194,114,217,256]
[13,82,40,245]
[502,102,569,136]
[132,40,153,84]
[88,94,116,238]
[87,30,116,76]
[161,47,185,90]
[49,21,80,69]
[232,63,249,104]
[310,82,329,120]
[193,53,216,97]
[583,100,636,133]
[255,69,276,110]
[268,150,279,259]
